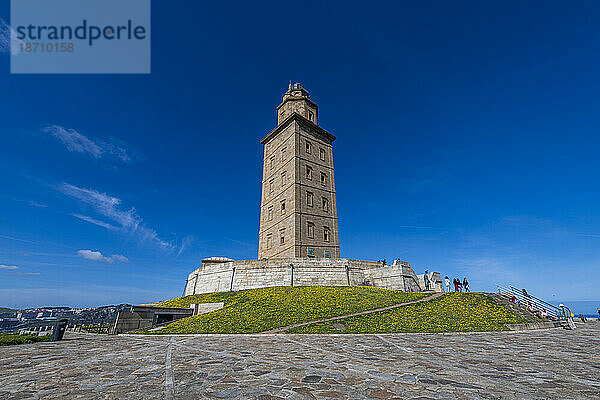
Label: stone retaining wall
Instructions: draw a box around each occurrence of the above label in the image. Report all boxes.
[505,321,565,331]
[184,258,442,295]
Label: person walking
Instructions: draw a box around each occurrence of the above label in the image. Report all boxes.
[453,278,459,292]
[522,288,532,307]
[423,270,430,291]
[463,278,470,292]
[444,276,450,292]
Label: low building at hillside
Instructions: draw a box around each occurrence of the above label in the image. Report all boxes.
[184,257,442,295]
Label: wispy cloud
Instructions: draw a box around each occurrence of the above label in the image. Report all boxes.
[0,235,38,245]
[43,125,132,163]
[28,200,48,208]
[0,264,40,276]
[59,183,171,249]
[406,208,443,221]
[176,235,194,258]
[500,215,553,227]
[72,213,119,231]
[0,18,24,54]
[577,233,600,239]
[403,178,440,194]
[77,250,128,264]
[451,256,522,293]
[394,225,441,230]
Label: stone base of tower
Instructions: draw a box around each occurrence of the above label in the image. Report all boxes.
[183,257,443,296]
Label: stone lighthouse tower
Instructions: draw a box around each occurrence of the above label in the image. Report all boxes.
[258,83,340,259]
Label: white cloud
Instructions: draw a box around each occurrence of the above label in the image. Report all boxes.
[0,265,19,270]
[43,125,132,163]
[59,183,170,249]
[0,18,24,55]
[77,250,129,264]
[78,250,114,263]
[111,254,129,263]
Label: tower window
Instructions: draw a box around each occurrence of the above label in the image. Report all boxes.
[324,250,331,258]
[280,229,285,245]
[308,110,314,122]
[268,206,273,221]
[322,197,329,212]
[307,247,315,257]
[270,156,275,169]
[267,234,272,249]
[281,147,286,160]
[269,179,274,193]
[280,200,286,215]
[306,191,314,206]
[320,172,327,185]
[323,226,331,242]
[306,165,313,180]
[281,171,287,186]
[320,148,326,161]
[306,140,312,154]
[307,221,315,238]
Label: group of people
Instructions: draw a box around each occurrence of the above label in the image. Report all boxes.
[444,276,469,292]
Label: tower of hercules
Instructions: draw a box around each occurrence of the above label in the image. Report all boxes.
[258,83,340,259]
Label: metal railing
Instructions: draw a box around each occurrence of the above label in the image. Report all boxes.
[17,322,115,335]
[495,284,563,319]
[17,325,53,336]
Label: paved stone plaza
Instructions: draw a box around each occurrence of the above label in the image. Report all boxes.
[1,322,599,399]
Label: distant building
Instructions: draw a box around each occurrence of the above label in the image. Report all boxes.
[16,311,37,320]
[36,311,52,319]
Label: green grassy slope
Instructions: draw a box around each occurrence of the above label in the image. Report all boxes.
[289,292,528,333]
[0,334,51,346]
[135,286,428,334]
[157,291,240,308]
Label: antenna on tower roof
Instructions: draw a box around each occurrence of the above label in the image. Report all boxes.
[288,80,292,90]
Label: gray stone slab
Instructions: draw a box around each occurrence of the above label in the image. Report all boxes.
[0,322,599,399]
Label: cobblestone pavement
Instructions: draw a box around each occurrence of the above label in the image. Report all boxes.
[1,322,599,399]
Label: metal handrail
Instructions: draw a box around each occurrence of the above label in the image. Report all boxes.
[509,285,562,313]
[496,284,553,311]
[495,284,561,318]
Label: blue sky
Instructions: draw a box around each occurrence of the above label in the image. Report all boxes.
[1,1,599,309]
